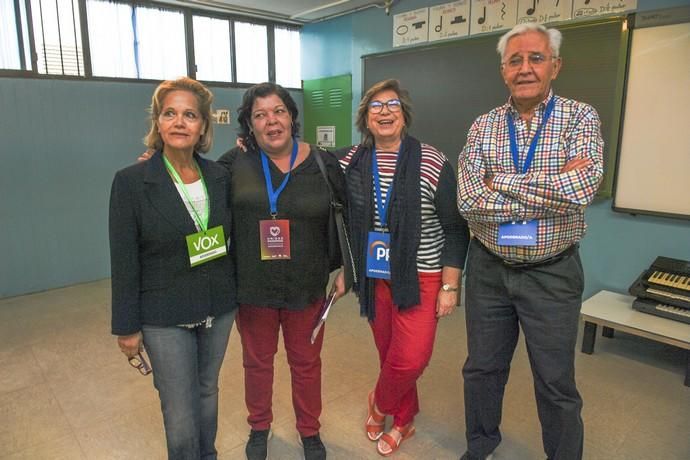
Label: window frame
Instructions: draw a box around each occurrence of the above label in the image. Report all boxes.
[0,0,302,89]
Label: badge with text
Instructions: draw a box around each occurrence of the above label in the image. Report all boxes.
[366,231,391,279]
[498,220,538,246]
[260,219,291,260]
[185,225,227,267]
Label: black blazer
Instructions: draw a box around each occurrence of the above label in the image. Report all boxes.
[109,151,237,336]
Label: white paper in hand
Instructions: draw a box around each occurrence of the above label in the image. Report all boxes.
[311,291,337,344]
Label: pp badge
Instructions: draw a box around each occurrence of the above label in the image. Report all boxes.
[366,231,391,279]
[185,225,227,267]
[498,220,538,246]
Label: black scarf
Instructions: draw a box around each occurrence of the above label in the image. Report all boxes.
[344,135,422,319]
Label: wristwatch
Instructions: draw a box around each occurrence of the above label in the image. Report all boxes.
[441,284,458,292]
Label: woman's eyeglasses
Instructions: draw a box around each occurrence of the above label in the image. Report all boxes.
[368,99,402,114]
[128,352,152,375]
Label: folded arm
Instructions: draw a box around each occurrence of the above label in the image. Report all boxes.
[458,119,545,222]
[458,107,604,222]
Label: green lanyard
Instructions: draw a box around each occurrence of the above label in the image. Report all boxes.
[163,155,209,232]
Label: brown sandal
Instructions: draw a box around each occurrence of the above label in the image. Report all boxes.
[365,390,386,441]
[376,423,416,457]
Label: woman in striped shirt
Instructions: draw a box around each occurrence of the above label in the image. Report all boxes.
[340,79,470,456]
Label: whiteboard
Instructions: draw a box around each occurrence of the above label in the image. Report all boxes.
[613,21,690,219]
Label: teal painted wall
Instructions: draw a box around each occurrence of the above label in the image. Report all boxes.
[0,78,302,298]
[302,0,690,298]
[301,14,353,80]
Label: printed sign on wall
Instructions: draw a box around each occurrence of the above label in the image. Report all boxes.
[429,1,470,42]
[517,0,573,25]
[213,109,230,124]
[469,0,518,36]
[573,0,637,19]
[316,126,336,148]
[393,8,430,47]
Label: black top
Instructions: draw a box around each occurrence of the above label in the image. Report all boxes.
[109,151,237,335]
[217,145,346,310]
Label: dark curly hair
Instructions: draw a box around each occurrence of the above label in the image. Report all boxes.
[236,82,301,152]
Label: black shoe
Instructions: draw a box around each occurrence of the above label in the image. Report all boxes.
[460,452,494,460]
[301,433,327,460]
[245,429,270,460]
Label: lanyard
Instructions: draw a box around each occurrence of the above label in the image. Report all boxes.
[163,155,209,232]
[506,96,555,174]
[372,145,401,227]
[260,138,299,217]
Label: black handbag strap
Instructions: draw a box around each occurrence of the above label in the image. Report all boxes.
[313,149,356,290]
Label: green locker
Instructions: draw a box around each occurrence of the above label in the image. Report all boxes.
[303,74,352,149]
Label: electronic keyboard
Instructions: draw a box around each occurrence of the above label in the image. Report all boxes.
[629,256,690,324]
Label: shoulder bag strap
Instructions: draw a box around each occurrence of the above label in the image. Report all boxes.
[313,150,356,290]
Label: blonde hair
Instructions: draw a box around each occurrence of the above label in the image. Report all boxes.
[144,77,214,153]
[356,79,413,148]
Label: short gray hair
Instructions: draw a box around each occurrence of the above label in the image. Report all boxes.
[496,24,562,60]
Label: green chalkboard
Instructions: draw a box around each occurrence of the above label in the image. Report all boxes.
[363,17,629,197]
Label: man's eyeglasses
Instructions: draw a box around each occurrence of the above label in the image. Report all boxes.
[368,99,402,114]
[502,53,555,70]
[128,352,152,376]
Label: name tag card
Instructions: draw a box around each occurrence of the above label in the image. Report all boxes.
[259,219,291,260]
[498,220,538,246]
[186,225,227,267]
[366,231,391,279]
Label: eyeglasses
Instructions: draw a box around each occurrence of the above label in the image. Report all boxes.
[368,99,402,114]
[502,53,555,70]
[128,352,152,376]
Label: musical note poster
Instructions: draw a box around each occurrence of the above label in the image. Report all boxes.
[469,0,518,36]
[393,8,430,47]
[429,1,470,42]
[517,0,573,25]
[573,0,637,19]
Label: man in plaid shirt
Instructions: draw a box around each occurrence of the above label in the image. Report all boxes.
[457,23,603,460]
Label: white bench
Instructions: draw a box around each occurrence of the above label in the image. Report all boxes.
[580,290,690,386]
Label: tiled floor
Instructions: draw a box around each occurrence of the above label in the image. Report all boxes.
[1,279,689,459]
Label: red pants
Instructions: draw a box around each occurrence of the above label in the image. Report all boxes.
[371,272,442,427]
[237,301,324,437]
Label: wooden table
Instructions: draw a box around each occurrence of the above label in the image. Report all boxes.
[580,290,690,386]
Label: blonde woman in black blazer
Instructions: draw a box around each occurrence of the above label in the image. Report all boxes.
[109,77,237,460]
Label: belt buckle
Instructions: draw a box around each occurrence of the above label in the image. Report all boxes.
[502,259,528,269]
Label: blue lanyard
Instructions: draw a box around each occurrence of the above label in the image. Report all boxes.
[260,138,299,216]
[506,97,555,174]
[372,145,400,227]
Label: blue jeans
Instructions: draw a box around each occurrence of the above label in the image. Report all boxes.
[142,311,235,460]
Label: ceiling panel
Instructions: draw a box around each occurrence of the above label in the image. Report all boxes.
[174,0,392,24]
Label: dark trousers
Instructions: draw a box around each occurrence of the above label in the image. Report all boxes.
[462,241,584,460]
